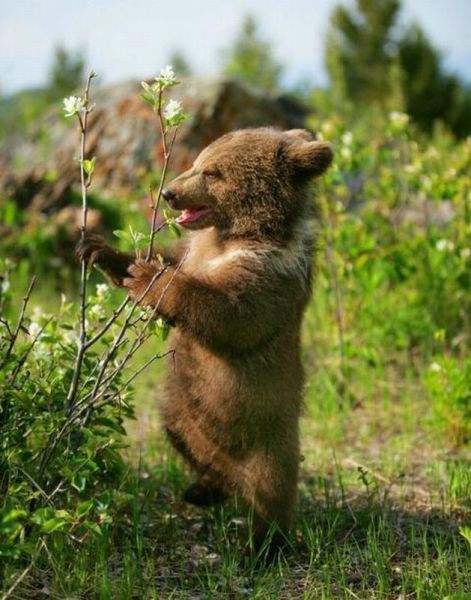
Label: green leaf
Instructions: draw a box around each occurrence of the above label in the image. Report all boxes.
[459,526,471,547]
[161,322,170,341]
[156,317,171,341]
[168,222,181,238]
[141,92,156,107]
[77,500,94,518]
[94,416,126,435]
[71,475,87,492]
[81,156,97,176]
[41,518,67,533]
[1,509,28,525]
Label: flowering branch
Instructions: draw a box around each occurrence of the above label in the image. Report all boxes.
[141,65,187,260]
[36,65,187,484]
[64,71,96,413]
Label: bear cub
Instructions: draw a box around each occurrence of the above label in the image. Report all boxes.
[77,127,333,553]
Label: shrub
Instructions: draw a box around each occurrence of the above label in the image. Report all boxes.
[0,67,187,574]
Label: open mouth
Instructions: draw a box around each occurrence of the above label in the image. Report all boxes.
[175,206,212,226]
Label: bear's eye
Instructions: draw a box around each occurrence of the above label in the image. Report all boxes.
[203,168,222,180]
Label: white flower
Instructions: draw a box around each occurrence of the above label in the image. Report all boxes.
[429,362,442,373]
[63,95,86,118]
[436,239,455,252]
[89,303,105,320]
[32,306,43,321]
[163,99,185,125]
[63,330,80,347]
[159,65,177,84]
[33,344,49,361]
[341,131,353,146]
[95,283,109,300]
[28,322,43,339]
[421,175,432,190]
[427,146,440,159]
[321,121,335,136]
[389,111,409,128]
[340,147,352,161]
[460,248,471,259]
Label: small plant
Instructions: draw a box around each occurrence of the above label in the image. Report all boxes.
[424,357,471,446]
[0,66,187,591]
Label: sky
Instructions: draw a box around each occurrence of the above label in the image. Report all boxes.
[1,0,471,95]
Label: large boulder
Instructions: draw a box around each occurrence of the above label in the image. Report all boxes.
[0,77,309,213]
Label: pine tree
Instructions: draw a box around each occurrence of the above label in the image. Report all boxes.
[167,50,192,77]
[326,0,471,136]
[220,15,282,92]
[48,46,85,100]
[398,25,471,135]
[326,0,401,107]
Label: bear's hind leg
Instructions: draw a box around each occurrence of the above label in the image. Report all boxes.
[240,450,299,556]
[165,426,228,506]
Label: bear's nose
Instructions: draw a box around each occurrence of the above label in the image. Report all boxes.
[162,187,177,207]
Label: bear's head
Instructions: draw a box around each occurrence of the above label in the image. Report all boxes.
[162,127,333,241]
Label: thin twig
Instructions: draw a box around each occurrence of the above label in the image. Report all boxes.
[17,467,55,507]
[0,539,42,600]
[91,350,175,410]
[48,250,187,453]
[37,267,167,480]
[146,99,179,260]
[86,268,167,402]
[323,200,345,379]
[84,296,130,350]
[97,248,188,394]
[91,249,188,400]
[0,276,35,370]
[41,347,175,453]
[65,71,96,412]
[8,318,53,386]
[0,318,13,339]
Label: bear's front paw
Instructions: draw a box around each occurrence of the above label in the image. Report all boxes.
[123,260,166,306]
[75,234,109,267]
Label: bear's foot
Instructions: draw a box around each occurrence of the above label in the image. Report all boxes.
[183,479,228,506]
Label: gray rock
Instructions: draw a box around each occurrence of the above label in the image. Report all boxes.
[0,77,309,213]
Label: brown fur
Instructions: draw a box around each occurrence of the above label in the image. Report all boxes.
[77,127,333,552]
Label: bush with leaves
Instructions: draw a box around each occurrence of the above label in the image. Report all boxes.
[310,110,470,440]
[0,67,187,582]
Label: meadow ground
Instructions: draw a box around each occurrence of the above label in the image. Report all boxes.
[2,115,470,599]
[5,279,469,600]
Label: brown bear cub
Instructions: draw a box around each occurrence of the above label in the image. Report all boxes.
[77,127,333,553]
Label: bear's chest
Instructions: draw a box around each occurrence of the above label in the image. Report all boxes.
[182,230,254,277]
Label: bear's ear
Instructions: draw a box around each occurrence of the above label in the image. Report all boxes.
[284,139,334,177]
[284,129,314,142]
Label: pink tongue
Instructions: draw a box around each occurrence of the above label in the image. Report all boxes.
[176,207,211,224]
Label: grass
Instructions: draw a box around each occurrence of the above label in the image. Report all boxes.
[4,285,469,600]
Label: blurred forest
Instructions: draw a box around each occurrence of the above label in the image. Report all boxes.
[0,0,470,598]
[1,0,471,138]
